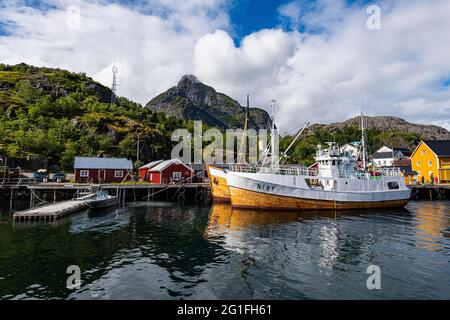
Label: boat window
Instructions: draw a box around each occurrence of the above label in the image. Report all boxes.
[387,181,400,190]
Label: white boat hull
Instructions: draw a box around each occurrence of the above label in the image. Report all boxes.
[226,171,411,210]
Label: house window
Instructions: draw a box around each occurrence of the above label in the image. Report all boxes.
[115,170,124,178]
[421,150,426,155]
[428,160,432,166]
[417,161,420,166]
[80,170,89,177]
[173,172,182,181]
[149,173,153,180]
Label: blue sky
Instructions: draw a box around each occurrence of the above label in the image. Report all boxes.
[230,0,289,38]
[1,0,449,129]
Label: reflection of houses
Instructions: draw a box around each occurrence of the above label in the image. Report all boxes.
[144,159,194,184]
[411,140,450,183]
[372,146,412,167]
[74,157,133,183]
[340,141,361,158]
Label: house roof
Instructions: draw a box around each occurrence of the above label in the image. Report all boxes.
[398,166,417,175]
[74,157,133,169]
[372,152,393,159]
[393,147,411,153]
[149,158,194,172]
[393,147,412,156]
[188,163,206,171]
[423,140,450,156]
[139,160,164,170]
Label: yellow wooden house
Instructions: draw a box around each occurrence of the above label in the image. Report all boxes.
[411,140,450,183]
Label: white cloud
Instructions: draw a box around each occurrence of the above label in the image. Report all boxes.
[194,0,450,131]
[0,0,230,103]
[1,0,450,131]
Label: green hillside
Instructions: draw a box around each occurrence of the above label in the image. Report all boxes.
[0,63,193,171]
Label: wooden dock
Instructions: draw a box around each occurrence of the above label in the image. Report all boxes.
[408,184,449,200]
[13,200,89,222]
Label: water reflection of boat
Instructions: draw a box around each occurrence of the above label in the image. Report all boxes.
[205,203,344,240]
[205,203,411,236]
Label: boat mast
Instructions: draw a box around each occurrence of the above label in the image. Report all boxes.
[270,100,277,167]
[237,94,250,164]
[361,93,367,170]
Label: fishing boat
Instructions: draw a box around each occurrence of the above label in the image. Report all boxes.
[82,190,120,209]
[225,108,411,210]
[226,144,411,210]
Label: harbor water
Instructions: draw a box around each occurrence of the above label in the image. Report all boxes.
[0,200,449,299]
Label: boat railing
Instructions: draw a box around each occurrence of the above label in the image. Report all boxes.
[380,167,402,176]
[229,163,402,180]
[229,164,318,176]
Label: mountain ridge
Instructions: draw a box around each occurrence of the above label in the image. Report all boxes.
[308,116,450,141]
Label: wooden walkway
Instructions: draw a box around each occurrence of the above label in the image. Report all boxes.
[13,200,89,222]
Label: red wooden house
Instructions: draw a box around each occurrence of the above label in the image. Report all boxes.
[138,160,163,181]
[74,157,133,183]
[145,159,193,184]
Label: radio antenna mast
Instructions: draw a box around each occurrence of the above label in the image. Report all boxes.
[111,65,118,105]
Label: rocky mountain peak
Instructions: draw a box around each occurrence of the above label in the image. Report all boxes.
[177,75,202,87]
[146,75,271,129]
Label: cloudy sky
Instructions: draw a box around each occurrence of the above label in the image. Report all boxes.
[1,0,449,132]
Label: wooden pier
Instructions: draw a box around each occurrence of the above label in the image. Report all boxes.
[13,200,89,222]
[10,182,211,222]
[409,184,450,200]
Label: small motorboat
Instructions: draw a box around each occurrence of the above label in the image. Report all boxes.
[83,190,120,209]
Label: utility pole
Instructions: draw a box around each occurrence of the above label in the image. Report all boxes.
[136,132,141,163]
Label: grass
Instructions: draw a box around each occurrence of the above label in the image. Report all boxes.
[0,71,23,85]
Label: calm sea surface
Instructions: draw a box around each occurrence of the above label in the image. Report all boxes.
[0,200,449,300]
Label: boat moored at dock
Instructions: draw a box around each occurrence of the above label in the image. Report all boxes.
[226,143,411,210]
[81,190,120,209]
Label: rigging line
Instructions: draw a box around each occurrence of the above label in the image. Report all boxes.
[142,169,206,200]
[283,122,309,136]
